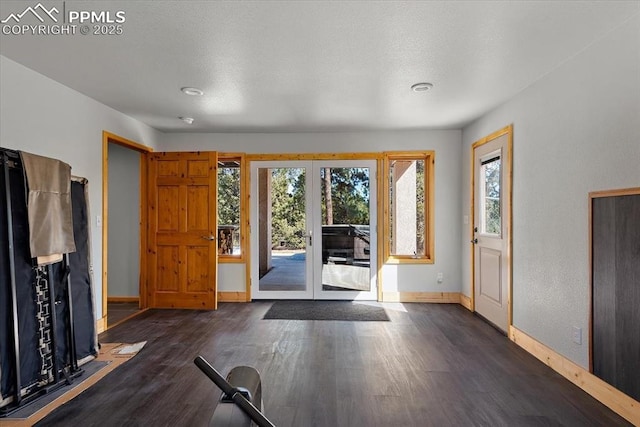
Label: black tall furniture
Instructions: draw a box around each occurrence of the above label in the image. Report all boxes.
[0,148,98,414]
[591,189,640,402]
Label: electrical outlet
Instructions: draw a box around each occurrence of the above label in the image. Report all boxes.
[572,326,582,345]
[437,272,443,283]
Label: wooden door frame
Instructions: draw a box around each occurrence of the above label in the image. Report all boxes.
[469,124,513,328]
[101,131,153,330]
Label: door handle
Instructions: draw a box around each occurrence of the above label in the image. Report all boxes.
[201,235,216,241]
[471,238,478,244]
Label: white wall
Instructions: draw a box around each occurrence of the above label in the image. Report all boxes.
[0,55,160,319]
[107,143,140,297]
[159,130,463,294]
[461,14,640,368]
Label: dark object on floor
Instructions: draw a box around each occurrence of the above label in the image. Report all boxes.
[194,356,274,427]
[263,300,389,321]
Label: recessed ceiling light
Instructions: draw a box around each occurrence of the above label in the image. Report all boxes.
[411,82,434,92]
[179,117,194,124]
[181,87,204,96]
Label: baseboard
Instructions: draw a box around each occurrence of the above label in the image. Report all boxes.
[107,296,140,303]
[382,291,461,303]
[96,316,107,334]
[459,293,472,310]
[218,291,247,302]
[509,326,639,426]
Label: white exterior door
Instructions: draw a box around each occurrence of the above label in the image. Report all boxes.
[312,160,378,300]
[473,128,511,332]
[251,161,315,299]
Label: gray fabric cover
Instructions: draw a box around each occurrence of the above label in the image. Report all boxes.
[19,151,76,258]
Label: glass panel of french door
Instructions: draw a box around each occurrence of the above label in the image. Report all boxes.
[251,161,313,299]
[312,160,378,300]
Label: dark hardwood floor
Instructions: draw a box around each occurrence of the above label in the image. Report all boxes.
[106,302,141,327]
[37,303,630,426]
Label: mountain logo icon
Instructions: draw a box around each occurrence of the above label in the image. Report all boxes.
[1,3,59,24]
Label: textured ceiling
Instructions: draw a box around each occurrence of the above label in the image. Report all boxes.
[0,1,638,132]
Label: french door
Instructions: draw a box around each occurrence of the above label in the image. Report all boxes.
[250,160,377,300]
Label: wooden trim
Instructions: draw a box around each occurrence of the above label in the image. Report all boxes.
[218,257,246,264]
[240,154,251,274]
[218,152,245,158]
[468,140,476,312]
[102,135,109,319]
[96,316,107,334]
[211,152,219,310]
[589,188,593,373]
[147,154,157,308]
[381,151,435,264]
[510,326,640,426]
[102,131,153,321]
[218,291,247,302]
[246,152,381,162]
[103,131,154,153]
[105,308,148,331]
[107,296,140,303]
[459,294,472,310]
[507,126,513,327]
[138,154,148,309]
[471,125,512,149]
[469,124,513,325]
[589,187,640,199]
[244,158,252,301]
[377,157,384,302]
[427,151,435,264]
[383,256,435,264]
[382,291,461,303]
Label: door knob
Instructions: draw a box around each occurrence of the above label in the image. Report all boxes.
[471,238,478,244]
[201,235,216,241]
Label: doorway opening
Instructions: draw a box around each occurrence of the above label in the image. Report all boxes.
[102,131,152,329]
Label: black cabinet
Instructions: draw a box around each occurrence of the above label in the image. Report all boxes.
[591,189,640,401]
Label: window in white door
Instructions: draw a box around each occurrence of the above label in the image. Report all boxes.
[480,152,502,236]
[319,166,372,292]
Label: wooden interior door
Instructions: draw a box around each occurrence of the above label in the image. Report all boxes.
[148,152,218,309]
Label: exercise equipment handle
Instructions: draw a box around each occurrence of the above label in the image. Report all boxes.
[194,356,276,427]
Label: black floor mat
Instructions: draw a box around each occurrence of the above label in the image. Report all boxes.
[263,300,389,321]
